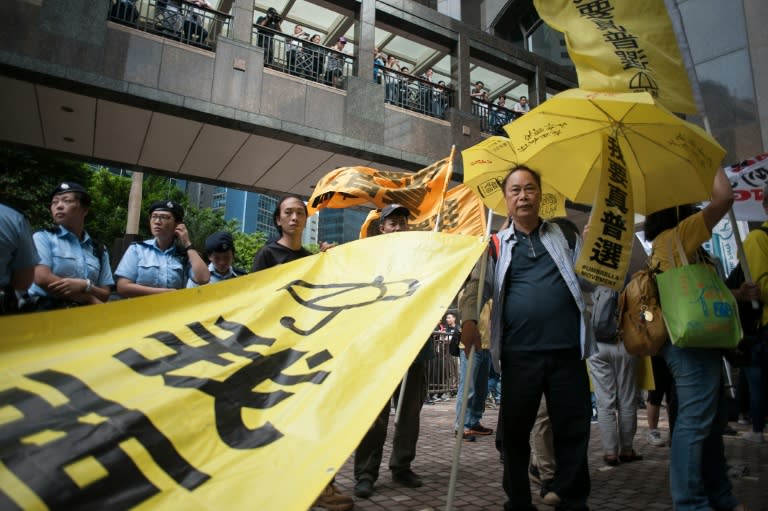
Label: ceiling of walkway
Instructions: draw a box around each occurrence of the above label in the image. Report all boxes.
[0,76,410,197]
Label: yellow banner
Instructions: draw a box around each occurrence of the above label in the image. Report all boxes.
[575,133,634,290]
[359,185,488,238]
[534,0,696,114]
[0,232,485,511]
[307,155,453,223]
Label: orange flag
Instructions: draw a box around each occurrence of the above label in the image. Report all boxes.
[359,184,487,238]
[307,152,454,223]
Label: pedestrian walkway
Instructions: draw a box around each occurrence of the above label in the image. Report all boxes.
[329,400,768,510]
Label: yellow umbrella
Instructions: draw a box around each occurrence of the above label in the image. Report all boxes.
[461,136,567,219]
[502,88,726,215]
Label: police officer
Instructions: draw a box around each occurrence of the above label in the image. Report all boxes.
[0,203,39,314]
[115,200,209,297]
[28,182,114,310]
[187,231,247,287]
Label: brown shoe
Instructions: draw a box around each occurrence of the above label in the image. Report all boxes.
[313,483,354,511]
[467,424,493,436]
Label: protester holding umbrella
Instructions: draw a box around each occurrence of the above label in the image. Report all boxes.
[645,169,754,511]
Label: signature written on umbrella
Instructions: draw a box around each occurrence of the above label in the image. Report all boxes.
[667,133,716,170]
[516,122,569,153]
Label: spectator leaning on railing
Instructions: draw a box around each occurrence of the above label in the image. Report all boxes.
[325,36,348,88]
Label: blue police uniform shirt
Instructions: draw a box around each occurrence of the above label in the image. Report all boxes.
[28,225,114,298]
[0,204,40,288]
[186,262,238,288]
[115,239,190,290]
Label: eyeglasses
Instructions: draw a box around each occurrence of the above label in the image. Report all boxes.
[150,214,174,222]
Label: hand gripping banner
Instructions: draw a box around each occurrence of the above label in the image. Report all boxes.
[0,232,486,511]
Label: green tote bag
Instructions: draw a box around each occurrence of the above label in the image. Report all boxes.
[656,232,743,349]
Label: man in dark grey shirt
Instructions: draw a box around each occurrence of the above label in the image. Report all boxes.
[462,166,595,511]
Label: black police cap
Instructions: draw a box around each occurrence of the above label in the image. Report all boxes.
[148,200,184,222]
[50,181,91,205]
[205,231,235,253]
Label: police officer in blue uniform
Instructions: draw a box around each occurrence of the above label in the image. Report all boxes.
[187,231,247,287]
[115,200,209,297]
[28,182,114,310]
[0,203,39,314]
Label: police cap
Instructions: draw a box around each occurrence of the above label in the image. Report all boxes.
[205,231,235,253]
[148,200,184,222]
[50,181,91,206]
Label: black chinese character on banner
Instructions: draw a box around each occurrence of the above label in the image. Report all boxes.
[600,210,627,240]
[589,237,623,269]
[114,317,332,450]
[0,370,208,510]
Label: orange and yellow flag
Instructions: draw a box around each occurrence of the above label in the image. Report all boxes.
[534,0,696,114]
[359,184,487,238]
[307,154,453,223]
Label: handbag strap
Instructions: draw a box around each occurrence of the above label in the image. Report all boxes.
[665,228,689,269]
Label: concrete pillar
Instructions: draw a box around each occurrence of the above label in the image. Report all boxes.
[532,64,547,109]
[355,0,376,81]
[452,32,471,113]
[231,0,255,44]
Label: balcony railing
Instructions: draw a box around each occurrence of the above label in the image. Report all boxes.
[381,67,452,120]
[107,0,232,51]
[471,99,520,135]
[252,27,355,90]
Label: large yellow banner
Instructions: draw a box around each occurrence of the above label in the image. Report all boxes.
[306,156,453,223]
[534,0,696,114]
[0,232,485,511]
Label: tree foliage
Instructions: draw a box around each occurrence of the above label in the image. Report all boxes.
[233,231,267,271]
[1,148,279,272]
[0,148,91,230]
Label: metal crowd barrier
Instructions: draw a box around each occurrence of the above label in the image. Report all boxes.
[427,330,459,399]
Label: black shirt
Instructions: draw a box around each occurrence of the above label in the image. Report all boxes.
[252,241,312,272]
[502,227,580,351]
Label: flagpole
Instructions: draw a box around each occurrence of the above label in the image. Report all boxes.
[666,1,758,311]
[396,150,456,426]
[446,207,494,511]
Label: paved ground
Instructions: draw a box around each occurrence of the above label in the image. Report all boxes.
[329,399,768,510]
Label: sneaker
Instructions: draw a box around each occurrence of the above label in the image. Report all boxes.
[541,491,561,505]
[392,469,423,488]
[540,479,560,505]
[742,430,764,443]
[647,429,665,447]
[454,430,476,442]
[353,479,373,499]
[467,424,493,436]
[737,414,750,425]
[313,483,354,511]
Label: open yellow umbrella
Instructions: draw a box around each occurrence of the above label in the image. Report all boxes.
[461,136,567,219]
[501,88,725,215]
